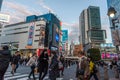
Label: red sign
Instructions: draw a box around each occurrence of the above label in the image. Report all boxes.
[36,49,51,57]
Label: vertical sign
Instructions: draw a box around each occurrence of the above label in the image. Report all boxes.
[112,30,119,46]
[38,19,46,48]
[62,30,68,43]
[27,22,35,46]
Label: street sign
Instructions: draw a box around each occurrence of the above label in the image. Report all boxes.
[62,30,68,43]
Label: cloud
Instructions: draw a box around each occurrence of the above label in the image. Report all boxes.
[2,1,42,24]
[38,0,55,13]
[4,1,32,15]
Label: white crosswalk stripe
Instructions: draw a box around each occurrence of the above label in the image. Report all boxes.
[4,71,49,80]
[4,71,73,80]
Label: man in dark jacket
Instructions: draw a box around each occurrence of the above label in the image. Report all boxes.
[0,46,11,80]
[38,49,49,80]
[49,51,59,80]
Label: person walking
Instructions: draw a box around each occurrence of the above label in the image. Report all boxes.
[27,53,37,80]
[76,51,89,80]
[0,46,11,80]
[59,55,65,76]
[49,51,59,80]
[38,49,49,80]
[104,63,109,80]
[11,51,20,75]
[14,51,21,73]
[88,57,98,80]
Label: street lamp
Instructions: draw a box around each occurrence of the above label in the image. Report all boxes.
[107,6,120,52]
[107,6,117,18]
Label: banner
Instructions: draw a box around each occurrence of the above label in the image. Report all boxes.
[112,30,120,46]
[38,19,46,48]
[27,22,35,46]
[0,13,10,23]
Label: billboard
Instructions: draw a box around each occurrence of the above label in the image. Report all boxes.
[38,19,46,48]
[0,14,10,23]
[62,30,68,43]
[27,22,35,46]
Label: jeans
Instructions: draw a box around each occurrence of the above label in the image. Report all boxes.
[14,63,19,72]
[39,67,48,80]
[29,65,35,79]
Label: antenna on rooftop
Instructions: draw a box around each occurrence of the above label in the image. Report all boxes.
[49,10,51,13]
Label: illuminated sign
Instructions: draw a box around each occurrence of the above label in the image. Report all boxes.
[62,30,68,43]
[55,34,59,42]
[0,13,10,23]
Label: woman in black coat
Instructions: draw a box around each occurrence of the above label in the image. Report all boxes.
[38,49,49,80]
[0,46,11,80]
[49,51,59,80]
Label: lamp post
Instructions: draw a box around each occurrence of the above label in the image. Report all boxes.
[107,6,120,53]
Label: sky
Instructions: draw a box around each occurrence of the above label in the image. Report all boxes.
[1,0,112,44]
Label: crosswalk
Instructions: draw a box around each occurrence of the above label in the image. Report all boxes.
[4,71,74,80]
[4,71,49,80]
[4,71,66,80]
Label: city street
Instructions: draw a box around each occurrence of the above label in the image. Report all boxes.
[4,64,120,80]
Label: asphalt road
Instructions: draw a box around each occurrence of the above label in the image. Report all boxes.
[4,64,120,80]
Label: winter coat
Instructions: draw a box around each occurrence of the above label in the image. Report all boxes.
[27,56,37,66]
[0,50,11,78]
[49,54,59,80]
[11,55,20,64]
[38,53,49,72]
[0,50,11,65]
[76,56,89,78]
[89,61,94,73]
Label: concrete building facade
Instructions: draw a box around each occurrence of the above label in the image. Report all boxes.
[79,6,106,51]
[107,0,120,49]
[0,0,3,11]
[0,13,61,52]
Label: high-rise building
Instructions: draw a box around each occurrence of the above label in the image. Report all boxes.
[107,0,120,47]
[80,6,106,49]
[0,0,3,11]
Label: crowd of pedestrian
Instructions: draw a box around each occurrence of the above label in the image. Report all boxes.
[1,45,120,80]
[75,51,120,80]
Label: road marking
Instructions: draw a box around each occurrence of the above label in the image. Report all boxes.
[4,73,21,77]
[4,74,28,80]
[56,78,63,80]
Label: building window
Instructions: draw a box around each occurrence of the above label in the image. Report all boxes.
[34,40,39,42]
[6,31,28,35]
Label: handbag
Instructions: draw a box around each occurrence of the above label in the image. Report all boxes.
[77,69,84,75]
[76,57,85,75]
